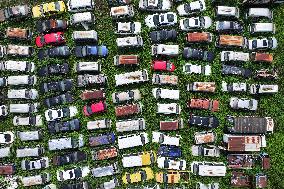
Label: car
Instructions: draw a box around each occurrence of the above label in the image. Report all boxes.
[21,157,49,171]
[89,133,116,147]
[150,29,177,43]
[7,89,38,100]
[189,115,219,128]
[60,182,89,189]
[216,35,247,48]
[194,131,216,144]
[0,45,6,57]
[99,178,120,189]
[114,55,139,66]
[191,145,220,157]
[48,119,80,133]
[152,44,179,56]
[246,8,273,21]
[222,64,252,78]
[44,93,74,108]
[92,147,118,161]
[72,30,98,43]
[191,161,226,176]
[116,118,146,132]
[4,4,30,20]
[0,164,15,175]
[110,5,135,19]
[115,70,148,86]
[220,51,249,62]
[7,44,33,57]
[118,132,149,149]
[45,106,78,122]
[67,0,95,12]
[116,36,143,48]
[179,16,212,31]
[108,0,131,6]
[187,82,216,93]
[152,74,178,85]
[248,37,277,50]
[215,21,243,33]
[177,0,206,16]
[152,131,181,146]
[230,97,258,111]
[251,52,273,63]
[53,151,87,166]
[156,171,190,184]
[158,145,182,158]
[0,131,14,144]
[13,115,42,126]
[0,105,7,117]
[40,79,73,93]
[122,168,154,184]
[160,119,184,131]
[216,6,239,19]
[152,60,176,72]
[36,19,68,33]
[183,48,214,62]
[18,131,42,141]
[74,46,108,58]
[250,84,278,94]
[70,12,95,30]
[77,74,107,87]
[35,32,65,48]
[139,0,171,11]
[157,157,186,170]
[81,89,105,100]
[185,32,213,43]
[188,98,219,112]
[83,101,107,116]
[48,135,84,151]
[230,172,252,187]
[255,69,278,80]
[38,46,70,60]
[115,103,142,117]
[122,151,156,168]
[183,64,211,75]
[222,81,247,92]
[21,173,51,187]
[92,163,119,178]
[32,1,66,18]
[0,60,35,72]
[6,27,33,40]
[9,103,39,114]
[157,103,181,114]
[38,62,69,77]
[145,12,177,28]
[5,75,37,86]
[116,22,141,35]
[249,22,275,34]
[152,88,179,100]
[16,146,45,158]
[112,89,141,103]
[57,166,90,181]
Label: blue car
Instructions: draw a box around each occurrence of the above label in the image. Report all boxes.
[89,133,116,147]
[48,119,80,134]
[74,46,108,58]
[158,145,182,158]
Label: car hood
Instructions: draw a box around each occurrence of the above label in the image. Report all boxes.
[145,15,155,28]
[203,16,212,28]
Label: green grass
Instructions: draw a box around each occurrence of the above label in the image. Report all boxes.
[0,0,284,188]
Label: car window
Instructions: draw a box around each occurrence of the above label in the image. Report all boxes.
[160,15,164,22]
[263,40,268,47]
[167,14,174,22]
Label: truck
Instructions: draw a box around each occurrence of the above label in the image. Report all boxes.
[191,161,226,176]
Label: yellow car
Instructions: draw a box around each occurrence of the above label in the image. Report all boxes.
[156,171,190,184]
[32,1,66,18]
[122,167,154,184]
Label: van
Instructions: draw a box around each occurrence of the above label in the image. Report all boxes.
[9,103,39,113]
[157,103,181,114]
[48,134,84,151]
[87,119,111,130]
[7,75,37,86]
[6,27,32,40]
[191,161,226,176]
[216,6,239,19]
[0,147,11,158]
[118,132,149,149]
[16,146,45,157]
[0,164,15,175]
[250,23,275,34]
[72,30,98,43]
[21,173,51,187]
[70,12,95,30]
[75,61,101,72]
[152,44,179,56]
[246,8,273,21]
[115,103,142,117]
[18,131,42,141]
[216,35,247,48]
[122,151,156,168]
[152,132,180,146]
[67,0,95,12]
[110,5,134,19]
[114,55,139,66]
[116,36,143,48]
[116,118,146,132]
[0,60,35,72]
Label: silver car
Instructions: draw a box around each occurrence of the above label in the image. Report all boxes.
[7,89,38,99]
[92,163,119,177]
[9,103,39,113]
[7,75,37,86]
[230,97,258,111]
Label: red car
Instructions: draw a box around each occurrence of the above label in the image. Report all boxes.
[152,60,176,72]
[83,101,107,116]
[35,32,65,47]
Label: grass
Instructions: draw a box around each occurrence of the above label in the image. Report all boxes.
[0,0,284,188]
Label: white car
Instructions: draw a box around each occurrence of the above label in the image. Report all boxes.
[45,106,78,122]
[216,6,239,19]
[67,0,95,12]
[0,105,8,117]
[0,60,35,72]
[9,103,39,114]
[115,70,148,86]
[191,145,220,157]
[18,131,42,141]
[177,0,206,16]
[183,64,211,75]
[21,157,49,171]
[152,131,180,146]
[157,103,181,114]
[152,88,179,100]
[250,84,278,94]
[48,135,84,151]
[221,51,250,62]
[7,75,37,86]
[230,97,258,111]
[248,37,277,50]
[139,0,172,11]
[191,161,226,177]
[179,16,212,31]
[222,81,247,92]
[75,62,101,72]
[116,36,143,48]
[157,157,186,170]
[112,89,141,103]
[7,89,38,100]
[151,44,179,56]
[21,173,50,187]
[249,22,275,34]
[118,132,149,149]
[57,166,90,181]
[116,22,141,35]
[0,131,14,144]
[87,119,111,130]
[116,118,146,132]
[246,8,273,20]
[145,12,177,28]
[197,182,220,189]
[122,151,156,168]
[70,12,95,30]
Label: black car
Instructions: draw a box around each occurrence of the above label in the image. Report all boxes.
[61,181,90,189]
[38,63,69,77]
[52,151,87,166]
[38,46,70,60]
[183,47,214,62]
[40,79,73,93]
[222,64,252,78]
[150,29,177,43]
[188,115,219,128]
[36,19,68,33]
[48,119,80,134]
[44,93,74,107]
[215,21,243,33]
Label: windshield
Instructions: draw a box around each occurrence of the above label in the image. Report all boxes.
[153,15,159,25]
[199,17,205,27]
[224,52,230,61]
[252,40,257,48]
[268,39,273,48]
